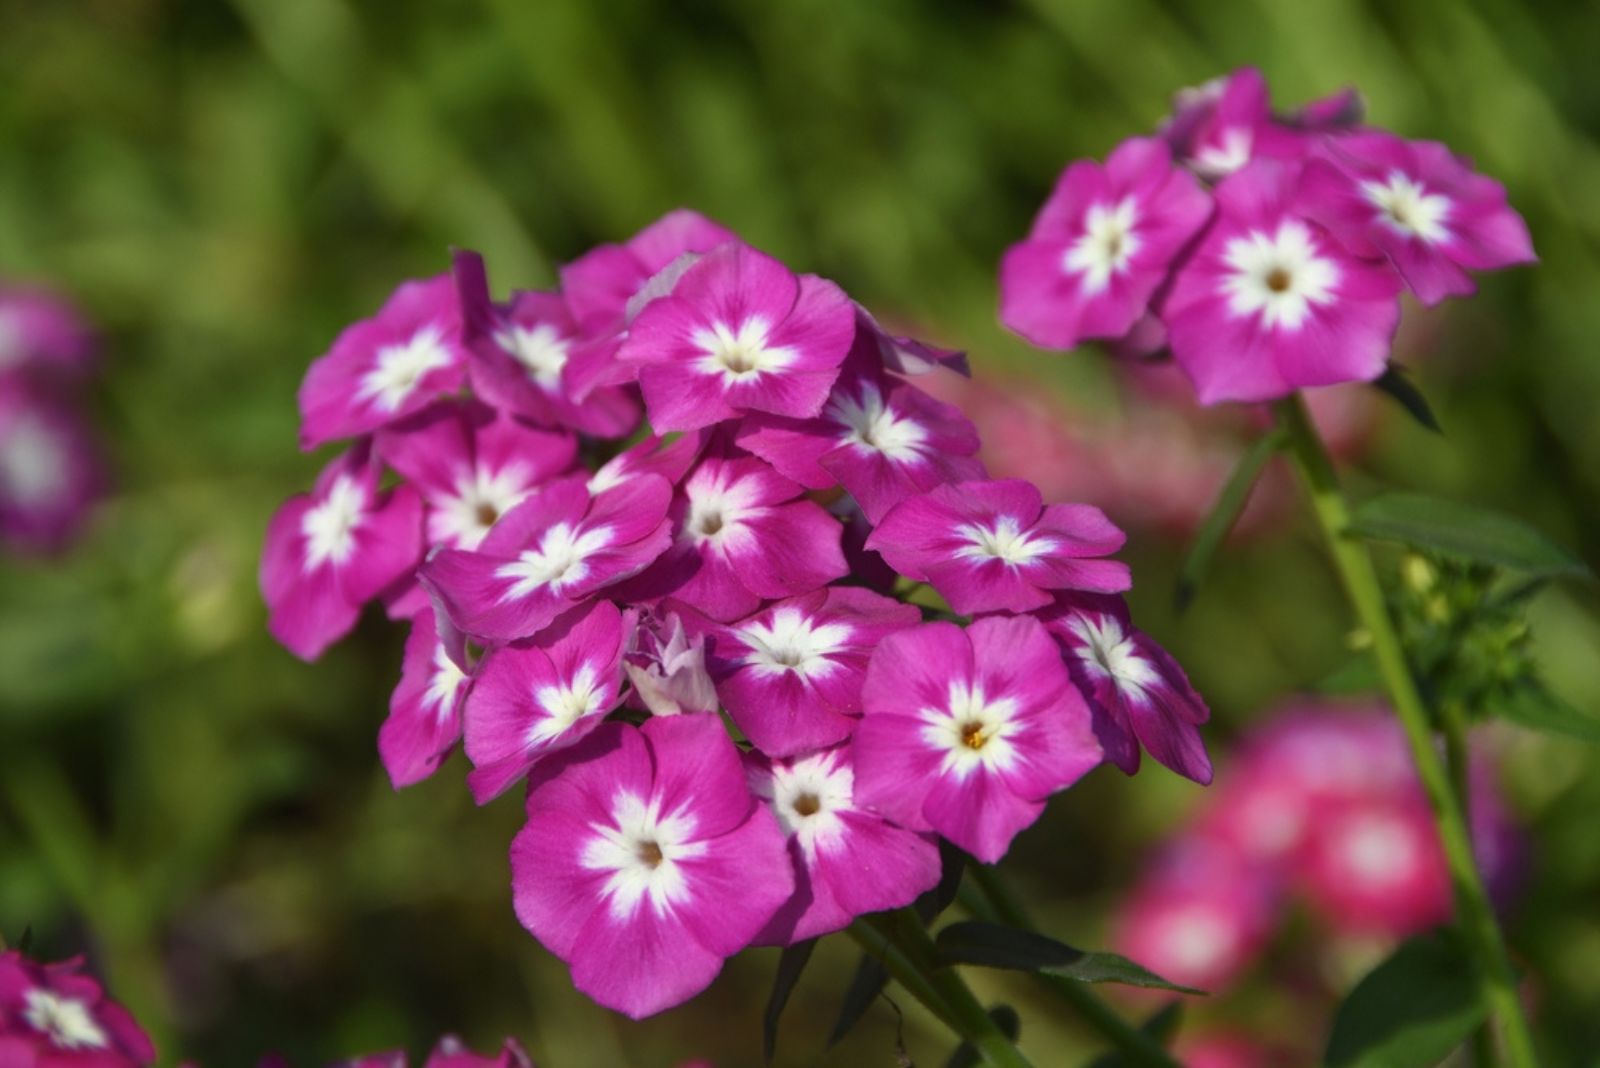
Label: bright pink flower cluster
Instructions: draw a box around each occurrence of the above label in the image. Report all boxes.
[0,950,155,1067]
[0,285,105,553]
[1115,702,1521,993]
[262,210,1212,1018]
[1000,68,1535,404]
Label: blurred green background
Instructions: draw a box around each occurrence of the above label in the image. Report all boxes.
[3,0,1599,1064]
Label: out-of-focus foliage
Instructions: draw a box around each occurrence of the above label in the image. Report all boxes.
[1,0,1597,1064]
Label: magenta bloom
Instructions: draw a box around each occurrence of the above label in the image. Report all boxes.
[852,615,1102,862]
[867,479,1129,615]
[298,275,469,449]
[463,599,626,803]
[626,448,847,622]
[453,251,640,437]
[0,951,155,1066]
[1039,594,1212,784]
[0,382,104,554]
[1300,131,1535,304]
[743,744,941,945]
[1299,794,1452,938]
[0,286,96,381]
[622,608,718,718]
[1161,159,1402,404]
[260,444,424,661]
[999,137,1212,351]
[510,715,792,1018]
[709,587,920,757]
[561,209,740,338]
[378,607,473,789]
[376,401,577,552]
[1160,68,1274,180]
[738,326,985,523]
[618,243,855,431]
[420,473,672,641]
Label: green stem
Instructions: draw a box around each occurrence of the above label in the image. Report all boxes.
[1275,394,1536,1068]
[963,866,1184,1068]
[847,910,1033,1068]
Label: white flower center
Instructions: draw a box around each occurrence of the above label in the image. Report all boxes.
[826,382,927,463]
[1063,197,1141,293]
[1221,220,1340,331]
[954,516,1054,566]
[755,751,853,859]
[358,324,452,411]
[424,643,467,722]
[1161,908,1236,975]
[23,989,108,1051]
[496,520,614,600]
[922,681,1021,777]
[737,607,852,679]
[1192,126,1253,178]
[0,310,23,371]
[1362,170,1451,244]
[582,792,707,919]
[1067,614,1159,698]
[528,662,606,743]
[683,466,766,547]
[431,463,535,549]
[1339,813,1420,886]
[0,414,68,507]
[494,322,571,391]
[694,317,796,381]
[301,474,367,570]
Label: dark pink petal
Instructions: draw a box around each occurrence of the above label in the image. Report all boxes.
[849,712,943,832]
[567,894,727,1020]
[728,500,848,599]
[644,713,758,840]
[921,764,1047,864]
[379,607,471,788]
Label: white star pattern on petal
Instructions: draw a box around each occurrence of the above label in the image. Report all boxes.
[495,521,614,600]
[755,750,854,860]
[1221,221,1340,331]
[494,322,571,391]
[693,317,796,382]
[358,324,453,411]
[953,516,1055,566]
[1361,170,1451,244]
[431,463,536,549]
[527,662,607,744]
[301,474,367,570]
[737,608,853,680]
[582,791,707,919]
[826,381,928,463]
[23,989,108,1051]
[921,681,1022,778]
[1067,613,1160,701]
[424,644,468,722]
[1063,197,1141,294]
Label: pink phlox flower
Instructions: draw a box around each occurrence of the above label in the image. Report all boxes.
[621,606,718,718]
[852,615,1103,862]
[378,606,474,789]
[1297,793,1452,938]
[1160,158,1402,404]
[510,715,793,1018]
[709,586,921,757]
[999,136,1212,351]
[463,599,627,803]
[1038,593,1212,784]
[420,472,673,642]
[619,443,848,622]
[1159,68,1306,181]
[743,743,942,945]
[260,442,424,661]
[451,251,640,437]
[298,274,469,449]
[738,320,985,523]
[0,951,156,1066]
[867,478,1130,615]
[0,380,105,554]
[1299,130,1535,304]
[618,242,856,431]
[0,286,96,382]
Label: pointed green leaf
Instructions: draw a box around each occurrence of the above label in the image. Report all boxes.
[762,939,816,1064]
[1371,364,1442,433]
[1325,932,1486,1068]
[934,921,1203,994]
[1498,684,1600,745]
[1176,428,1286,610]
[828,952,890,1048]
[945,1005,1021,1068]
[1349,493,1590,579]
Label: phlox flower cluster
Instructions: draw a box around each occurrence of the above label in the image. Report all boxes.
[1114,702,1521,998]
[0,285,105,553]
[0,950,155,1067]
[261,210,1213,1018]
[1000,68,1534,404]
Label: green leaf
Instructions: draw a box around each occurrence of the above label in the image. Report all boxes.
[827,952,890,1048]
[1498,684,1600,744]
[1324,931,1486,1068]
[1176,428,1286,610]
[1349,493,1591,579]
[934,921,1204,995]
[762,939,816,1064]
[945,1005,1021,1068]
[1084,1003,1184,1068]
[1371,363,1442,433]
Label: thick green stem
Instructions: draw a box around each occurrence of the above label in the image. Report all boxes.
[848,910,1033,1068]
[963,866,1184,1068]
[1275,394,1537,1068]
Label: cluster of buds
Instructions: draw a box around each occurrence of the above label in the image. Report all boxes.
[1000,68,1534,404]
[0,285,104,553]
[261,210,1211,1017]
